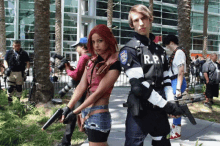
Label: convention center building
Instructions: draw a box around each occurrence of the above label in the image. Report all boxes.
[3,0,220,61]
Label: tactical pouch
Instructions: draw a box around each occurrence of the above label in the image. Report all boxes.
[126,93,140,116]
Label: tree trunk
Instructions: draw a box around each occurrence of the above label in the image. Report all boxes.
[107,0,113,31]
[0,0,6,57]
[149,0,153,32]
[177,0,191,91]
[55,0,62,73]
[202,0,209,58]
[32,0,54,103]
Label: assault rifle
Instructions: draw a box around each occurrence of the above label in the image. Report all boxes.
[172,93,206,125]
[123,93,205,125]
[42,108,63,130]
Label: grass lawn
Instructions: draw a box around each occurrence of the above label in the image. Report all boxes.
[188,96,220,123]
[188,84,220,123]
[0,90,87,146]
[1,84,220,145]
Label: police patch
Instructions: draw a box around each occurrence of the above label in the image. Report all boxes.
[119,50,128,65]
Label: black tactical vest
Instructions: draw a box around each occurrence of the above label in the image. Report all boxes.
[137,43,166,88]
[7,49,26,71]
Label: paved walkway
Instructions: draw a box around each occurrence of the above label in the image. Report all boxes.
[81,87,220,146]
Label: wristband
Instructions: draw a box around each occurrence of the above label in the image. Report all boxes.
[176,89,181,92]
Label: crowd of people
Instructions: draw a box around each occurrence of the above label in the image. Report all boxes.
[190,54,220,109]
[1,4,220,146]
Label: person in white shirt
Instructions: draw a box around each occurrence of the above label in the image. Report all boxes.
[163,35,187,139]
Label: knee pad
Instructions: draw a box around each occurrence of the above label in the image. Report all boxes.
[16,85,22,92]
[8,86,15,93]
[152,135,171,146]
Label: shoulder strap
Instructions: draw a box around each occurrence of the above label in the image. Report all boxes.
[169,49,178,75]
[169,47,186,75]
[211,61,217,72]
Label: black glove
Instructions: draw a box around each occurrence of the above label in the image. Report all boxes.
[5,68,11,76]
[25,69,29,76]
[62,106,71,118]
[63,112,76,124]
[163,101,184,116]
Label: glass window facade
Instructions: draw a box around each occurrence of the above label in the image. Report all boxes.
[3,0,220,61]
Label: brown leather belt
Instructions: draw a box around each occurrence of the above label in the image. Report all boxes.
[84,109,109,120]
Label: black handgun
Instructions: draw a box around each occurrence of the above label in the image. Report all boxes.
[174,93,206,125]
[42,108,63,130]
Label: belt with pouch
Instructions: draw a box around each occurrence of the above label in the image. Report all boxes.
[170,74,178,80]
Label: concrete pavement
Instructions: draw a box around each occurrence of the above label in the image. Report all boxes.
[81,87,220,146]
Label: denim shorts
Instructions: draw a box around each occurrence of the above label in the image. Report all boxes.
[81,105,111,133]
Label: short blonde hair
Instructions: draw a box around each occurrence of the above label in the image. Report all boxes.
[128,4,153,28]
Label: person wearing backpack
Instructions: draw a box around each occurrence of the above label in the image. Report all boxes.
[202,53,220,108]
[163,35,187,139]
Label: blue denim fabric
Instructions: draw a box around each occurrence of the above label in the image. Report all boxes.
[81,105,111,133]
[171,77,187,126]
[171,77,187,95]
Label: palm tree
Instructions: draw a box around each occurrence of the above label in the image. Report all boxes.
[107,0,113,31]
[149,0,153,31]
[0,0,6,57]
[32,0,54,103]
[55,0,62,73]
[177,0,192,90]
[202,0,209,58]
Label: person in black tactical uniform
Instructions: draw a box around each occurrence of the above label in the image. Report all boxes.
[119,4,184,146]
[4,40,30,102]
[203,53,220,108]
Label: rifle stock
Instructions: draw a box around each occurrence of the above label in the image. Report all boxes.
[42,108,63,130]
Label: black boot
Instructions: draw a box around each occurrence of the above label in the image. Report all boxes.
[8,96,13,104]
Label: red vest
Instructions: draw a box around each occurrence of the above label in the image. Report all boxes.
[86,55,117,95]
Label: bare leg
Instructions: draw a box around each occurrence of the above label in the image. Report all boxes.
[89,142,108,146]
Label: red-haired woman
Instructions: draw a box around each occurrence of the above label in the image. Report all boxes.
[60,24,121,146]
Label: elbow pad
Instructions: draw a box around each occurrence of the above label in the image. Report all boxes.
[129,78,153,100]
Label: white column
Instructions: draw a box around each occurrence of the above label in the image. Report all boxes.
[77,0,82,41]
[88,0,96,33]
[80,0,85,37]
[14,0,19,40]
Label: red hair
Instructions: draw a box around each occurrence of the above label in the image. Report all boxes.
[87,24,118,56]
